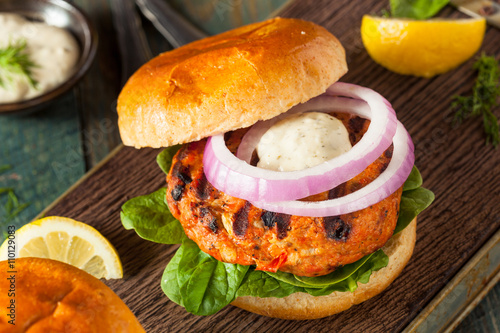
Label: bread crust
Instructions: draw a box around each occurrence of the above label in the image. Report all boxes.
[117,18,347,148]
[230,218,417,320]
[0,257,145,332]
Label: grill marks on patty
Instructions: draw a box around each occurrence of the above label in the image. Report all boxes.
[348,116,368,145]
[170,161,192,201]
[199,207,219,233]
[195,173,212,200]
[261,211,292,239]
[323,216,350,241]
[165,114,402,276]
[233,202,251,237]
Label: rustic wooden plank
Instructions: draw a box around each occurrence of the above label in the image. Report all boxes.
[39,0,500,331]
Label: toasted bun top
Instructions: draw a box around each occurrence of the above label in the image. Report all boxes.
[117,18,347,148]
[0,258,145,332]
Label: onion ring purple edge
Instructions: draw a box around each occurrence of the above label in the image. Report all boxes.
[203,83,398,202]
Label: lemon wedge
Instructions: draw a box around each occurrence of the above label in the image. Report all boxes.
[361,15,486,78]
[0,216,123,279]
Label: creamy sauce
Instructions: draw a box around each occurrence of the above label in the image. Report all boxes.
[0,14,79,103]
[256,112,352,172]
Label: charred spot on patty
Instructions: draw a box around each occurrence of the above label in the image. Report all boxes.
[349,182,363,192]
[328,182,347,199]
[195,173,212,200]
[323,216,351,241]
[261,211,292,239]
[178,171,192,184]
[277,217,292,239]
[233,202,251,237]
[171,185,184,201]
[199,207,209,217]
[261,211,275,228]
[172,161,192,185]
[349,117,367,134]
[379,145,394,173]
[176,144,192,161]
[348,117,368,145]
[208,217,218,233]
[250,151,260,166]
[199,207,219,233]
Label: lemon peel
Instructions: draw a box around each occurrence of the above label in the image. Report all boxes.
[361,15,486,78]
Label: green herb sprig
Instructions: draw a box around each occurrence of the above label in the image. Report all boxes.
[451,54,500,147]
[0,165,30,224]
[0,39,38,89]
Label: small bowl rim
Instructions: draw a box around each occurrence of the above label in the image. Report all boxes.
[0,0,98,115]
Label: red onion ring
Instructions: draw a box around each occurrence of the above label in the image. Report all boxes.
[250,121,414,216]
[203,83,398,202]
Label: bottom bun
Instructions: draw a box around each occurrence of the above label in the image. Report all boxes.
[0,257,145,332]
[231,218,417,320]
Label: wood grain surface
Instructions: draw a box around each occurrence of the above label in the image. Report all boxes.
[38,0,500,332]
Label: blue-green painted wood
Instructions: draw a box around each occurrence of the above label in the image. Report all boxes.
[0,93,84,238]
[454,283,500,333]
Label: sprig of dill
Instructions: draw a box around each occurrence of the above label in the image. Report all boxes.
[0,164,30,224]
[0,39,38,89]
[452,54,500,147]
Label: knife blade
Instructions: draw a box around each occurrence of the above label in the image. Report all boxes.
[450,0,500,29]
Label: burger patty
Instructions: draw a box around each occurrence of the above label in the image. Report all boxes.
[166,113,401,277]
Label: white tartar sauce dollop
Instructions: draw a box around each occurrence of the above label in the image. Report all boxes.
[256,112,352,172]
[0,13,79,103]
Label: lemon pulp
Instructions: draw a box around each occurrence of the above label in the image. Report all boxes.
[0,216,123,279]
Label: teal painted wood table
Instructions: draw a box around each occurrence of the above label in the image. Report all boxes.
[0,0,498,331]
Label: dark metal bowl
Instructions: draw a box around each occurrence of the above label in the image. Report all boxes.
[0,0,97,115]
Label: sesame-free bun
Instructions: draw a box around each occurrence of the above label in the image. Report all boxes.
[231,218,417,320]
[117,18,347,148]
[0,258,145,332]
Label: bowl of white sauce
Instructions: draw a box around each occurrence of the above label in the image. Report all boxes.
[0,0,97,114]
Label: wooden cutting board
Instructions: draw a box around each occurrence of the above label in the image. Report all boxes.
[40,0,500,331]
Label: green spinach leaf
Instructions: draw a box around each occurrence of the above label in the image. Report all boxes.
[161,243,184,306]
[394,187,435,234]
[305,250,389,296]
[403,166,423,191]
[157,145,181,175]
[265,270,318,288]
[163,239,249,315]
[237,250,389,298]
[236,269,305,298]
[293,251,375,287]
[390,0,449,20]
[120,188,186,244]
